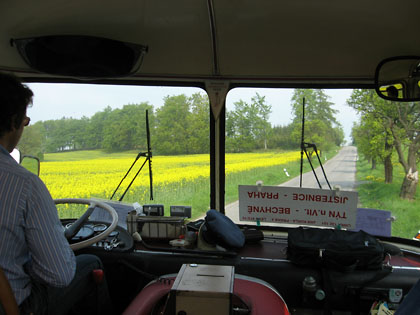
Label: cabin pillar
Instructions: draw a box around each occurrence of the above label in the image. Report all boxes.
[207,81,229,213]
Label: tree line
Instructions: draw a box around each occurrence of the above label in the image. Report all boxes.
[18,89,344,159]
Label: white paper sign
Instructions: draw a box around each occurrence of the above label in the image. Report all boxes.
[239,185,358,229]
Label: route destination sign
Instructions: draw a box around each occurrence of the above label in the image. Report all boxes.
[239,185,358,229]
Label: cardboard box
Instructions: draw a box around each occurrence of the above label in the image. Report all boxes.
[172,264,234,315]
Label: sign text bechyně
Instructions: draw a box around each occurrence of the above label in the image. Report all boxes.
[238,185,358,229]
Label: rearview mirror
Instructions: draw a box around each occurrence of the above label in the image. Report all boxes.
[375,56,420,102]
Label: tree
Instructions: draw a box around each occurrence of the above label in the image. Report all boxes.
[152,93,211,155]
[187,93,210,153]
[351,112,394,182]
[102,103,153,152]
[348,89,420,199]
[268,124,297,150]
[290,89,344,155]
[42,118,69,152]
[84,106,113,149]
[226,100,257,152]
[17,122,45,160]
[251,93,272,150]
[70,117,90,150]
[154,94,191,155]
[226,93,272,152]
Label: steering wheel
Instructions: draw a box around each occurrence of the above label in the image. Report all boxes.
[54,198,119,251]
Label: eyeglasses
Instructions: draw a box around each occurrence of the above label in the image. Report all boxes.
[23,116,30,127]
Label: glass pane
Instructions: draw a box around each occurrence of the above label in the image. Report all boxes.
[224,89,358,223]
[20,156,39,175]
[225,87,420,240]
[21,83,209,220]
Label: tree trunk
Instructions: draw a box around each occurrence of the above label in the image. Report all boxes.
[371,159,376,170]
[384,155,393,183]
[384,134,393,183]
[399,147,419,200]
[400,170,418,199]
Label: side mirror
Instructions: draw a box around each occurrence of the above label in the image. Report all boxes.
[375,56,420,102]
[12,149,40,176]
[21,156,40,176]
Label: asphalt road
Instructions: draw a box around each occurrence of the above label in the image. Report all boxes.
[225,146,358,223]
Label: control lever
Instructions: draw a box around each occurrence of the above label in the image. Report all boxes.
[64,205,96,240]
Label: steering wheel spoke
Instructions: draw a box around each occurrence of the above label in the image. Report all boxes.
[54,198,118,250]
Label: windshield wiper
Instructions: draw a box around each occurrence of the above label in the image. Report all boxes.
[110,109,153,201]
[299,97,332,190]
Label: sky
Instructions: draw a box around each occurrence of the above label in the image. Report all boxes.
[26,83,359,143]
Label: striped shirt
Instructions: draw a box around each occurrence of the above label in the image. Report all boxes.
[0,145,75,305]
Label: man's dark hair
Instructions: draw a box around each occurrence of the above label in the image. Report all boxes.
[0,72,33,137]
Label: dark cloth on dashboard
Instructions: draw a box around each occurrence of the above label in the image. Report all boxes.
[395,278,420,315]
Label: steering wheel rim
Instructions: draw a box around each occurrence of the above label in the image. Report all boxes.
[54,198,119,250]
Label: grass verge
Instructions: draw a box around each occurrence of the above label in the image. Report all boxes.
[356,158,420,239]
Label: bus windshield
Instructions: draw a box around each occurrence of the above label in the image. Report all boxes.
[19,83,419,240]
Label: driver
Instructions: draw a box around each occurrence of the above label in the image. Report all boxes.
[0,72,112,315]
[386,85,399,98]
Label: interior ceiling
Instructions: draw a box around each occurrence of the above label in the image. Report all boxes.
[1,0,420,87]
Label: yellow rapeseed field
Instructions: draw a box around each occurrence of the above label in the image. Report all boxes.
[41,151,300,199]
[41,150,300,216]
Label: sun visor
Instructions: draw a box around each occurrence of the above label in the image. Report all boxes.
[11,35,148,78]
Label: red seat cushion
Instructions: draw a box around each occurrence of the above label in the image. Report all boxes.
[122,275,289,315]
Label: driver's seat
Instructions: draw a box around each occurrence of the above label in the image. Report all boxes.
[0,267,19,315]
